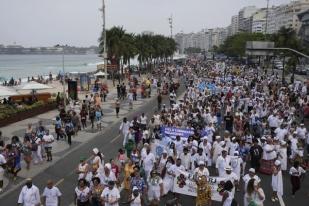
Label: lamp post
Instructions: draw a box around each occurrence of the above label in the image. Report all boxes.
[102,0,108,83]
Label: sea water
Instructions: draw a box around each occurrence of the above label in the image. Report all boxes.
[0,54,103,82]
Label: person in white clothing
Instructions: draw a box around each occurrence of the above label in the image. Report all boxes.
[223,166,239,191]
[271,160,283,202]
[119,117,131,147]
[198,136,212,166]
[216,149,231,177]
[42,130,55,161]
[194,161,210,180]
[42,180,62,206]
[230,151,243,180]
[0,147,7,192]
[242,168,261,191]
[143,146,155,179]
[129,186,142,206]
[101,181,120,206]
[18,178,41,206]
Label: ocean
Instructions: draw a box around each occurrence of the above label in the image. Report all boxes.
[0,54,103,82]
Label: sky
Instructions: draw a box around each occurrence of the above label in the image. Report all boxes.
[0,0,290,47]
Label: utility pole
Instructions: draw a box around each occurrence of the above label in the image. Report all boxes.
[102,0,108,83]
[168,14,173,38]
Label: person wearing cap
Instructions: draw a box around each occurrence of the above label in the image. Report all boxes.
[18,178,41,206]
[194,161,210,180]
[76,157,89,180]
[242,168,261,191]
[42,180,62,206]
[216,149,231,177]
[296,123,307,142]
[212,138,223,164]
[230,151,243,182]
[223,166,239,191]
[199,136,212,166]
[271,160,283,202]
[127,186,142,206]
[0,146,6,192]
[193,147,208,169]
[101,181,120,206]
[101,163,117,187]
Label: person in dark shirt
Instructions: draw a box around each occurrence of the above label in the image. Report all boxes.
[249,138,263,172]
[224,112,234,133]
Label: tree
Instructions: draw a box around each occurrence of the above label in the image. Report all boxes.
[219,32,266,57]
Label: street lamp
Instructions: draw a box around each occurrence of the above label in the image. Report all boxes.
[102,0,108,83]
[55,44,67,112]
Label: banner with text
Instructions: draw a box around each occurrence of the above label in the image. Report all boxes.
[173,172,226,202]
[160,127,209,139]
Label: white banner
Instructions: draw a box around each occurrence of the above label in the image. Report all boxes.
[173,172,226,202]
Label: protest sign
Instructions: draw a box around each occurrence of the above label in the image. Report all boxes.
[173,172,226,202]
[160,127,209,139]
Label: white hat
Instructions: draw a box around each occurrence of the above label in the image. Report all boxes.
[249,168,256,173]
[293,131,298,135]
[274,136,279,141]
[224,166,232,171]
[300,123,304,126]
[198,161,205,166]
[234,151,239,156]
[261,136,266,140]
[222,148,228,152]
[280,140,286,145]
[162,150,167,154]
[202,136,208,141]
[104,163,112,170]
[275,160,281,166]
[133,186,139,191]
[93,148,99,155]
[232,137,236,141]
[216,136,221,140]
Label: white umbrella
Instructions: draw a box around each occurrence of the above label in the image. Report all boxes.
[17,81,52,90]
[0,86,19,97]
[94,71,108,76]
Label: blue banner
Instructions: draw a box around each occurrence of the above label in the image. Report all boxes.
[160,127,209,139]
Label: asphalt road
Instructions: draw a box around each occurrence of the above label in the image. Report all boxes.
[0,81,308,206]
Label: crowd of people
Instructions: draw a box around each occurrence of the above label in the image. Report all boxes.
[0,59,308,206]
[69,60,308,206]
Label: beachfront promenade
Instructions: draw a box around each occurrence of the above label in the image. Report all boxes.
[0,76,157,198]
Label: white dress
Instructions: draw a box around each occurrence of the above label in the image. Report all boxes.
[271,170,283,196]
[163,163,175,195]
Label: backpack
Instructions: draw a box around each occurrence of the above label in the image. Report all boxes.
[65,123,74,135]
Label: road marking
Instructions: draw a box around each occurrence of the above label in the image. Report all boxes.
[55,178,64,186]
[110,134,121,143]
[278,194,285,206]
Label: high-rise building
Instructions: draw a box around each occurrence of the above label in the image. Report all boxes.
[230,15,239,35]
[251,8,267,33]
[238,6,259,32]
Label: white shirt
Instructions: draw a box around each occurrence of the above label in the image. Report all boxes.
[274,128,288,141]
[101,187,120,206]
[42,186,62,206]
[42,134,54,148]
[0,154,7,173]
[194,167,210,178]
[289,166,306,177]
[140,116,148,125]
[263,144,276,160]
[143,152,155,172]
[18,185,41,206]
[296,127,307,140]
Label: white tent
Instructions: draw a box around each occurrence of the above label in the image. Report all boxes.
[17,81,52,90]
[94,71,108,76]
[0,86,19,97]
